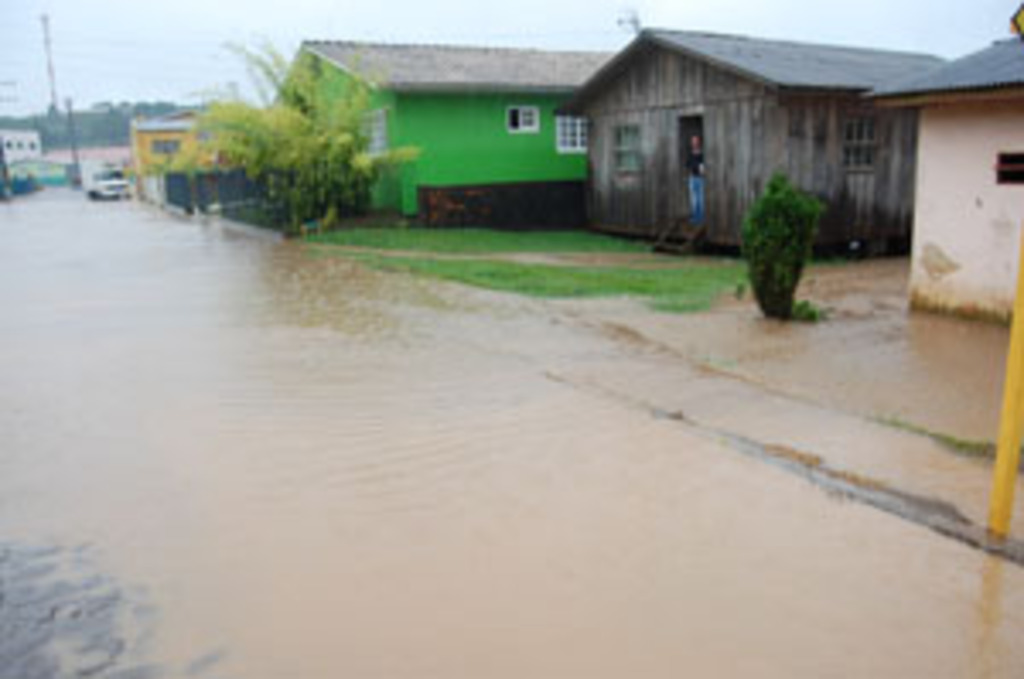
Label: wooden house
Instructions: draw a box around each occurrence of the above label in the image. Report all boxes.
[562,30,944,250]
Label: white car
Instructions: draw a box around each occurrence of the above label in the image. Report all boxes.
[85,169,131,200]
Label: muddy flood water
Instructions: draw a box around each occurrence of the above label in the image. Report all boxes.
[3,190,1024,678]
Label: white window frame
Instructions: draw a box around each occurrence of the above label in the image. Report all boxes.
[842,116,876,171]
[556,116,588,154]
[507,105,540,134]
[366,108,389,156]
[614,124,642,173]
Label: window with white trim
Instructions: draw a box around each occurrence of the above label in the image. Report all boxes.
[366,109,388,155]
[507,106,540,133]
[614,124,641,173]
[556,116,588,153]
[842,117,875,170]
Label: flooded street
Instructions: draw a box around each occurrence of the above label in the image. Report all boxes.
[584,258,1011,443]
[3,190,1024,678]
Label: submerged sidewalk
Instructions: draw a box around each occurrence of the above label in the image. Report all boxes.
[552,259,1023,548]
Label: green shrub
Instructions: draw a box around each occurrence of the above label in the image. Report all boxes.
[199,45,417,233]
[792,299,826,323]
[741,173,824,320]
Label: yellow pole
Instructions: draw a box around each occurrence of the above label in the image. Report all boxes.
[988,225,1024,538]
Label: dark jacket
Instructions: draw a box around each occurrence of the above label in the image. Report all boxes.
[686,150,704,177]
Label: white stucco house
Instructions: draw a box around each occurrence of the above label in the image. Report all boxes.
[876,38,1024,321]
[0,129,43,163]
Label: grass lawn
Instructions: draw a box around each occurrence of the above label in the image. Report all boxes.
[307,228,648,255]
[335,251,745,313]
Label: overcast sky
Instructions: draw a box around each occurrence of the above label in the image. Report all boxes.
[0,0,1017,115]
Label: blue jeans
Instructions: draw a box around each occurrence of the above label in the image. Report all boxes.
[688,175,705,225]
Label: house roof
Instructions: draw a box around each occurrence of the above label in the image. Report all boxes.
[302,41,612,93]
[565,29,944,111]
[647,29,942,89]
[643,30,943,91]
[874,38,1024,99]
[132,111,198,133]
[43,146,132,165]
[0,129,41,140]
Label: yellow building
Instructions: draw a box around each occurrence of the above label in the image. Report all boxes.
[130,111,204,198]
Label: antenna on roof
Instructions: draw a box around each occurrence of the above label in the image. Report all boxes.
[617,8,641,35]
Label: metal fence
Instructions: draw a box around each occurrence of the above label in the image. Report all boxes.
[165,173,192,212]
[163,170,285,231]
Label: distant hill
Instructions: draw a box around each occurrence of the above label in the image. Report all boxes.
[0,101,189,151]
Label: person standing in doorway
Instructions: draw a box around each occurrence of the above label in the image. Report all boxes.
[686,135,705,225]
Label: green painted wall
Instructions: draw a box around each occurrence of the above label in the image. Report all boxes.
[313,60,402,211]
[310,53,588,216]
[387,93,587,215]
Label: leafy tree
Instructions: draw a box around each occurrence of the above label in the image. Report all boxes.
[198,43,415,232]
[741,173,823,320]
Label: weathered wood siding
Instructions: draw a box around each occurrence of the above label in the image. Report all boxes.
[584,43,776,244]
[780,93,919,247]
[581,43,920,248]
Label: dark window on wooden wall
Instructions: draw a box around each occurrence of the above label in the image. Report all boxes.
[788,108,804,138]
[843,117,875,170]
[614,125,641,173]
[997,152,1024,184]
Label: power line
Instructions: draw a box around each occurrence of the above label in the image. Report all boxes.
[26,25,625,51]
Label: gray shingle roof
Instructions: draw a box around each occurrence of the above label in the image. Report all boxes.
[645,29,944,91]
[874,38,1024,97]
[132,111,197,132]
[303,41,612,93]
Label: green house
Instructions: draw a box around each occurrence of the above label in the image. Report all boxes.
[301,41,609,228]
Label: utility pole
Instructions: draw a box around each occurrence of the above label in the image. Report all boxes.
[0,130,9,200]
[988,227,1024,538]
[66,98,81,188]
[0,81,12,198]
[41,14,59,115]
[0,81,16,198]
[987,2,1024,541]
